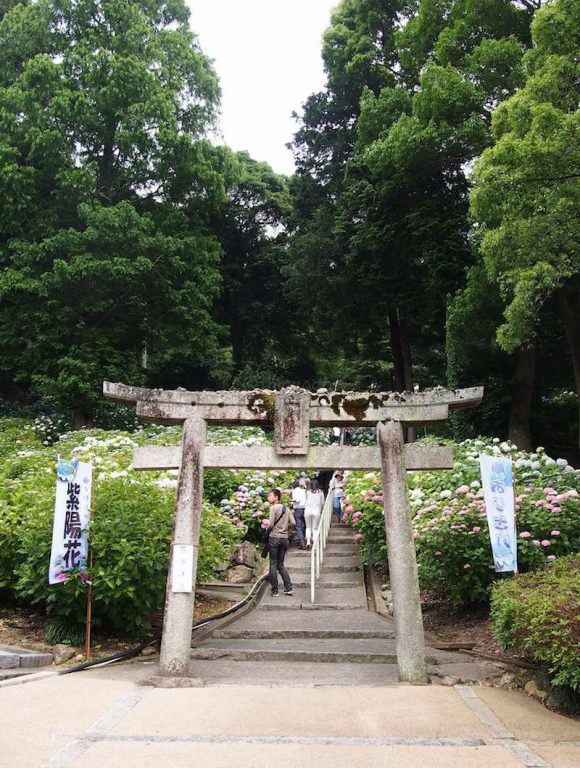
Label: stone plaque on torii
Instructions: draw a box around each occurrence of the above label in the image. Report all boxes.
[104,381,483,683]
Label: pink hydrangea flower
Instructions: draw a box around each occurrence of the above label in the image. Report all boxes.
[541,540,551,547]
[532,540,541,546]
[547,555,556,561]
[463,564,471,569]
[353,533,363,542]
[434,551,442,556]
[345,505,354,514]
[551,530,560,536]
[456,485,469,494]
[543,487,556,495]
[519,531,531,538]
[472,526,481,532]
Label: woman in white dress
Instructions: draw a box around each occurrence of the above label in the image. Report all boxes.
[304,480,325,547]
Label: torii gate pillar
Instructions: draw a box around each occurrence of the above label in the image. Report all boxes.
[379,420,427,683]
[159,418,205,677]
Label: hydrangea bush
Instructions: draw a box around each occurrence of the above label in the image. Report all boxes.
[343,438,580,606]
[0,418,244,636]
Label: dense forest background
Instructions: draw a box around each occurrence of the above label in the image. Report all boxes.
[0,0,578,463]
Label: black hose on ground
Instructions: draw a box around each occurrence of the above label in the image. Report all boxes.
[58,574,268,675]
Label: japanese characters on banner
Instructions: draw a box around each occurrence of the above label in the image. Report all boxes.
[479,455,517,573]
[49,459,92,585]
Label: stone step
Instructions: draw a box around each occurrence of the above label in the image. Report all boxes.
[0,645,53,669]
[285,581,361,589]
[262,586,367,609]
[285,559,362,574]
[290,572,362,586]
[286,550,359,559]
[190,638,400,664]
[212,628,394,640]
[186,659,399,686]
[0,651,19,670]
[213,608,392,636]
[260,603,364,611]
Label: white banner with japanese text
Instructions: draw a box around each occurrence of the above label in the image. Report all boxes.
[49,459,92,584]
[479,455,517,573]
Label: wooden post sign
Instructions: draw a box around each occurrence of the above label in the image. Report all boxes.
[104,382,483,683]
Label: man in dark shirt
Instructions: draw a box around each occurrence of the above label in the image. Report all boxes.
[267,488,294,597]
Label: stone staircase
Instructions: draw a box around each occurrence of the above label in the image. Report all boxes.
[188,524,491,686]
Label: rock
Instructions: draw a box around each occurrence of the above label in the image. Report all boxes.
[440,676,461,686]
[232,541,260,570]
[52,644,76,665]
[222,565,254,584]
[141,646,158,657]
[524,680,549,702]
[215,561,229,573]
[496,672,517,688]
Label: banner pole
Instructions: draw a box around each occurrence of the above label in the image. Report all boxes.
[84,465,95,660]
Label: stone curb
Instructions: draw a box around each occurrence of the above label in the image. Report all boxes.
[0,668,59,689]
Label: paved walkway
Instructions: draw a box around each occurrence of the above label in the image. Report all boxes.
[1,671,579,767]
[1,525,578,767]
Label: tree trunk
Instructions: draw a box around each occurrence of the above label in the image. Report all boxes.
[388,306,415,442]
[388,306,405,392]
[557,285,580,456]
[508,345,536,451]
[399,316,416,443]
[74,408,94,431]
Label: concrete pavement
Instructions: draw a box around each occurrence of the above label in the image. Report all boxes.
[1,669,579,768]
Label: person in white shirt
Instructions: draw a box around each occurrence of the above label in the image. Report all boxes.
[304,480,325,546]
[291,481,307,549]
[329,470,345,523]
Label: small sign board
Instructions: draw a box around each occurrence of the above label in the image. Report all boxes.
[171,545,194,593]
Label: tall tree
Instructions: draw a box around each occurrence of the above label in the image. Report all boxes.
[209,151,295,387]
[470,0,580,450]
[0,0,226,424]
[288,0,537,404]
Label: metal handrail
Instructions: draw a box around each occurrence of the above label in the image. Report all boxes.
[310,489,335,603]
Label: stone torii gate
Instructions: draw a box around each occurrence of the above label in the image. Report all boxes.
[104,382,482,684]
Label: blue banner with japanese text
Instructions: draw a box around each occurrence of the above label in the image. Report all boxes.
[479,455,517,573]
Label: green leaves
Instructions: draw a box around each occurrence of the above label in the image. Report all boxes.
[470,0,580,354]
[0,0,225,418]
[491,555,580,690]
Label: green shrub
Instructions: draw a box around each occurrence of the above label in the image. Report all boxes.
[491,556,580,690]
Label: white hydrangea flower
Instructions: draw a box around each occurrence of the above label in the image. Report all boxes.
[440,490,452,499]
[556,458,568,467]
